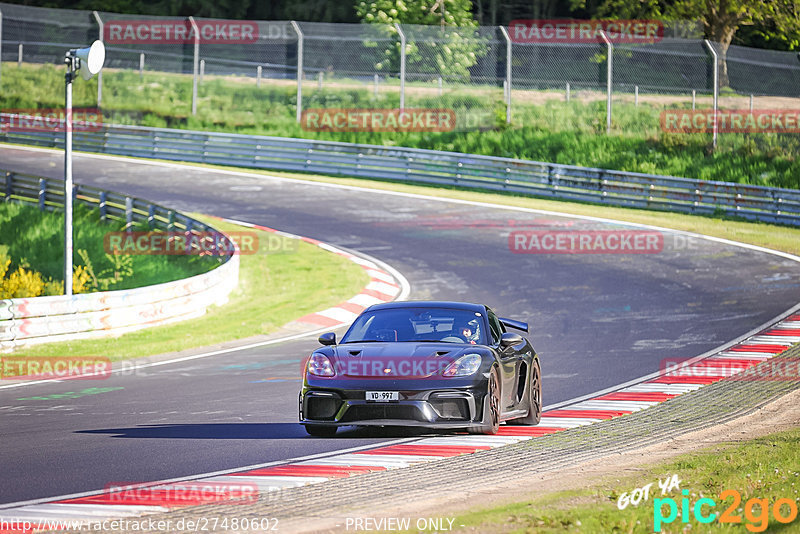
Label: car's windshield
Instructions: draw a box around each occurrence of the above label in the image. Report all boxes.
[341,307,486,345]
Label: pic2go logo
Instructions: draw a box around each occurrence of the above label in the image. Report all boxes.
[654,489,798,532]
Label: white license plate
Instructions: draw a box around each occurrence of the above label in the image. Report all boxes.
[366,391,399,402]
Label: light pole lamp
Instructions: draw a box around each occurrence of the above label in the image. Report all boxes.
[64,40,104,296]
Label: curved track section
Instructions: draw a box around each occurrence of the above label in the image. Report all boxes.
[1,145,799,507]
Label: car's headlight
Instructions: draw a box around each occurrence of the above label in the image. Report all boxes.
[307,353,335,377]
[442,353,482,377]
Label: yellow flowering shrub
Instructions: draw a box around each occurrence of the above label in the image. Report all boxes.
[0,264,46,298]
[0,250,92,298]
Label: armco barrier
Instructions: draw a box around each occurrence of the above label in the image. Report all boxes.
[0,169,239,351]
[3,120,800,227]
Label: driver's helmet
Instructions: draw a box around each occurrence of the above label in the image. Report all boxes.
[457,318,481,344]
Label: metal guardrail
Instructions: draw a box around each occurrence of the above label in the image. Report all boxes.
[0,167,240,350]
[2,169,218,233]
[2,120,800,227]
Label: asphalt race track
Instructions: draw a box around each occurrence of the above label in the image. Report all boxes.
[2,145,800,505]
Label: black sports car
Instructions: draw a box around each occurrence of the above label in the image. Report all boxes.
[299,301,541,436]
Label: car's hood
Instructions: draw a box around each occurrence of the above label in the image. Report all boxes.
[330,342,477,378]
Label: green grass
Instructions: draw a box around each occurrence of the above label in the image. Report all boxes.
[15,215,369,361]
[0,201,216,291]
[446,427,800,533]
[3,63,799,189]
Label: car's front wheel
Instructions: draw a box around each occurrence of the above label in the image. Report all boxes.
[304,424,337,437]
[469,367,500,435]
[509,360,541,426]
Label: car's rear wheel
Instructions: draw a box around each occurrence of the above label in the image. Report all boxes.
[510,360,541,425]
[304,424,337,437]
[469,368,500,435]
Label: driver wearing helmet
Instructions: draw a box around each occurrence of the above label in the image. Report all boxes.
[457,318,481,345]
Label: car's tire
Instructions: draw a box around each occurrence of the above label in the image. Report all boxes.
[304,425,337,437]
[510,360,541,426]
[469,368,500,435]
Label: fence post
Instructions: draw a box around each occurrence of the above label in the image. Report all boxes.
[599,30,612,134]
[395,23,406,109]
[257,65,261,88]
[188,16,199,116]
[499,25,512,123]
[99,190,107,220]
[635,85,639,106]
[148,204,155,229]
[139,52,144,80]
[290,21,303,123]
[4,172,12,200]
[125,196,133,231]
[92,11,103,106]
[703,40,718,149]
[199,59,205,82]
[0,8,3,87]
[38,179,46,211]
[566,82,570,103]
[18,43,22,66]
[692,89,696,110]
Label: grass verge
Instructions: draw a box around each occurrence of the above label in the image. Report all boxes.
[3,63,799,188]
[13,215,369,361]
[446,427,800,533]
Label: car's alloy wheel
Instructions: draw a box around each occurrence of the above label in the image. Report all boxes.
[304,425,337,437]
[471,368,501,435]
[487,371,501,433]
[510,360,541,425]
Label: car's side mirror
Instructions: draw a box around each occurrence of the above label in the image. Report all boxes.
[318,332,336,346]
[500,332,523,348]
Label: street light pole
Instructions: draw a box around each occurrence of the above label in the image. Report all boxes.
[63,41,104,296]
[64,53,76,296]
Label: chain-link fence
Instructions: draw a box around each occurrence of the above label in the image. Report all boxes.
[1,2,799,139]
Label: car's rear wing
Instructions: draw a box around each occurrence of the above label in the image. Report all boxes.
[500,317,528,333]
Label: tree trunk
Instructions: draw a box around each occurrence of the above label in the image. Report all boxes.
[705,9,740,89]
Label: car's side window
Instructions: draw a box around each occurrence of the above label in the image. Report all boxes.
[487,310,503,345]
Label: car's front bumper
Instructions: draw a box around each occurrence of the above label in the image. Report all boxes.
[299,381,488,429]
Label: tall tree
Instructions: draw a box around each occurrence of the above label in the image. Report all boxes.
[671,0,800,81]
[571,0,800,86]
[355,0,487,79]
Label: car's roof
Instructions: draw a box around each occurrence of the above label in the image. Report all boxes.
[365,301,487,313]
